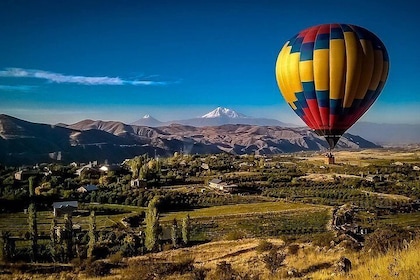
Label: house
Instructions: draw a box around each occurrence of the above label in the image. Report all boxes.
[130,178,147,188]
[99,164,122,173]
[209,178,222,189]
[52,201,78,217]
[239,162,253,168]
[208,179,238,193]
[221,184,238,193]
[263,159,277,168]
[14,170,38,181]
[75,161,98,176]
[77,184,98,193]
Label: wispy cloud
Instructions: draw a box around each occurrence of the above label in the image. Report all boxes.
[0,67,170,86]
[0,84,37,92]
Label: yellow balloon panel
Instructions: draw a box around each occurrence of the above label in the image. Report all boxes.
[343,31,362,108]
[329,39,346,100]
[313,49,329,91]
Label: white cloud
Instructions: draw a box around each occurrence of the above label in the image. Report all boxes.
[0,67,170,86]
[0,84,37,92]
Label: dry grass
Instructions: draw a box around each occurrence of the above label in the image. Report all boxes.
[335,239,420,280]
[3,237,420,279]
[119,237,420,280]
[360,190,411,201]
[118,238,346,279]
[299,173,361,182]
[305,149,420,166]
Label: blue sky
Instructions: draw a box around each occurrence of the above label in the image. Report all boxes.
[0,0,419,125]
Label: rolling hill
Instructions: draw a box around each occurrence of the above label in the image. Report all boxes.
[0,114,379,166]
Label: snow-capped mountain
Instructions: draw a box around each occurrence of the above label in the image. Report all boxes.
[131,114,164,127]
[201,107,248,119]
[175,107,294,127]
[130,107,295,127]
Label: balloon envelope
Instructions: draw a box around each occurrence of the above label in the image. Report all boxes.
[275,23,389,149]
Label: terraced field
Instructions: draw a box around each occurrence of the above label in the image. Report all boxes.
[160,201,332,242]
[0,206,144,237]
[0,201,332,245]
[160,201,322,221]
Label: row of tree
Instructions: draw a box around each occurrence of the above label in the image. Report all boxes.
[1,177,192,263]
[145,196,191,251]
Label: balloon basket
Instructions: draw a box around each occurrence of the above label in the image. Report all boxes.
[325,152,335,165]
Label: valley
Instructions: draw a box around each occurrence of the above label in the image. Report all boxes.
[0,148,419,279]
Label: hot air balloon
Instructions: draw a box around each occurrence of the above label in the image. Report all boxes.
[275,23,389,152]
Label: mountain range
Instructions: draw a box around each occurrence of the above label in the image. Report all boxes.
[0,112,379,166]
[131,107,294,127]
[132,107,420,146]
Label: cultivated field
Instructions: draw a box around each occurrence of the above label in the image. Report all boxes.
[304,148,420,166]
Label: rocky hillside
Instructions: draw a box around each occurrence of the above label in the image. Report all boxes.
[0,114,379,165]
[67,119,379,154]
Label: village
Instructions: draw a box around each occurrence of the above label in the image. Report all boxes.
[0,148,419,277]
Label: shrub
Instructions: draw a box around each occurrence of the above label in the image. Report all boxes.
[124,257,194,279]
[109,251,123,264]
[84,260,112,277]
[287,243,300,255]
[256,240,274,253]
[364,227,416,255]
[191,267,209,280]
[171,256,195,274]
[209,261,237,280]
[91,244,110,260]
[262,249,286,274]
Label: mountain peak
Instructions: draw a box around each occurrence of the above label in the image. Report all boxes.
[201,107,247,119]
[131,114,163,127]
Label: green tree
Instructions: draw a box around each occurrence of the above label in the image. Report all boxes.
[121,234,137,257]
[0,231,14,262]
[171,218,179,248]
[138,230,146,255]
[145,196,161,252]
[49,218,57,262]
[63,214,73,262]
[0,231,4,262]
[182,214,191,246]
[87,211,97,259]
[127,155,147,179]
[139,164,150,180]
[28,176,38,261]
